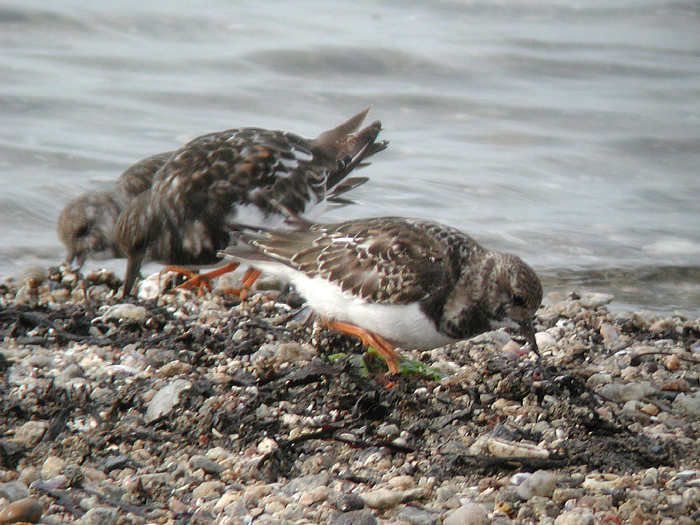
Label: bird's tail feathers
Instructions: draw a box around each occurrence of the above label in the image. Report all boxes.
[326,176,369,204]
[311,108,388,192]
[312,107,370,154]
[324,120,388,191]
[221,218,315,267]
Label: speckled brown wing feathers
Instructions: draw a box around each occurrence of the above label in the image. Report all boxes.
[116,151,173,197]
[116,110,387,295]
[150,120,385,233]
[142,129,334,263]
[223,215,543,353]
[238,217,467,305]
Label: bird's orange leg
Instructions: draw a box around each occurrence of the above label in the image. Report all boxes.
[165,263,240,295]
[228,268,263,300]
[323,319,401,374]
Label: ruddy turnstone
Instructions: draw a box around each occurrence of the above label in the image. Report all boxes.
[57,151,173,270]
[115,108,387,296]
[219,216,543,373]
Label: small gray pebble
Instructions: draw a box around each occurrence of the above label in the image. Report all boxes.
[332,509,377,525]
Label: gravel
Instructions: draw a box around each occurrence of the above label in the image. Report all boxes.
[0,267,699,524]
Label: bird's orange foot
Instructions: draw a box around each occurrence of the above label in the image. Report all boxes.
[217,267,263,300]
[164,263,240,296]
[323,319,401,375]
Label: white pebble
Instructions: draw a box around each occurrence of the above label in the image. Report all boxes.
[443,502,489,525]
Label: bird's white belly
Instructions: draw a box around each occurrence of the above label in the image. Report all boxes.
[256,264,455,350]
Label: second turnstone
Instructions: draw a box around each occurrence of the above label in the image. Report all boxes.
[57,151,173,270]
[219,216,543,373]
[115,109,387,296]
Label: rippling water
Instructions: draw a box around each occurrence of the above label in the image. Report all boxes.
[1,0,699,314]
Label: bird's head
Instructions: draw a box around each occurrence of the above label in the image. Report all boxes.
[498,253,542,322]
[57,193,121,270]
[489,253,543,352]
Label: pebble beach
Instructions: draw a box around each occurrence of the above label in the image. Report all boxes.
[0,266,698,524]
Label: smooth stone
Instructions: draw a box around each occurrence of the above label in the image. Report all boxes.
[75,506,117,525]
[281,472,330,495]
[331,509,377,525]
[629,488,661,502]
[360,488,425,509]
[579,292,614,308]
[222,499,249,520]
[30,475,68,491]
[361,489,403,509]
[298,486,330,506]
[470,330,512,346]
[552,488,585,504]
[518,495,560,520]
[388,475,415,490]
[24,352,53,368]
[674,392,700,417]
[0,496,43,524]
[190,455,225,475]
[158,360,192,377]
[553,300,584,317]
[682,487,700,511]
[145,348,177,367]
[41,456,65,480]
[18,467,40,487]
[554,509,595,525]
[251,342,314,367]
[439,440,470,455]
[145,379,192,423]
[55,363,84,387]
[192,481,225,500]
[621,400,642,417]
[336,494,364,512]
[93,303,147,323]
[257,437,278,455]
[0,481,29,502]
[13,421,47,447]
[596,381,656,402]
[535,332,557,350]
[136,272,175,300]
[599,323,619,349]
[394,505,440,525]
[376,423,400,438]
[443,502,489,525]
[586,373,612,388]
[469,436,549,459]
[436,486,457,502]
[213,490,238,512]
[516,470,557,500]
[642,468,659,486]
[243,484,273,505]
[263,499,285,514]
[102,455,129,472]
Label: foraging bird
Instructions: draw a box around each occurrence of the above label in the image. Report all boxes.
[219,216,543,373]
[115,109,387,296]
[57,151,172,270]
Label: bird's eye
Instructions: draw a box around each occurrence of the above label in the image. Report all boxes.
[76,225,89,237]
[512,295,526,307]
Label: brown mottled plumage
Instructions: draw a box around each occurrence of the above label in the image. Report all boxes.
[57,151,173,270]
[220,216,543,373]
[116,109,387,296]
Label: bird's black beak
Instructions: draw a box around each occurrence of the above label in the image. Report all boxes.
[520,318,539,356]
